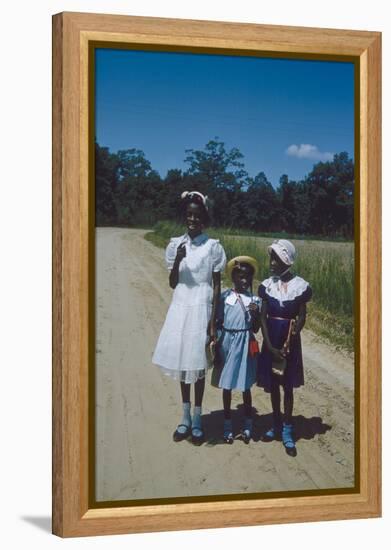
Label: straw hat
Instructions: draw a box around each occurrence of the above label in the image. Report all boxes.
[226,256,259,278]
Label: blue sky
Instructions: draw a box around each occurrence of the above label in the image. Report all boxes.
[95,48,354,187]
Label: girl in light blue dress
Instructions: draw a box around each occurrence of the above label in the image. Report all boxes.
[214,256,261,444]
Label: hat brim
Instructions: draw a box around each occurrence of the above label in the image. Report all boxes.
[226,256,259,278]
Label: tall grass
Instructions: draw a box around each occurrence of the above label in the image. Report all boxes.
[202,225,352,243]
[146,221,355,351]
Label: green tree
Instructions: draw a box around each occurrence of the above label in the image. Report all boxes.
[276,175,296,233]
[184,138,247,190]
[244,172,279,231]
[304,152,354,237]
[156,169,185,221]
[95,143,119,226]
[184,138,248,226]
[94,139,354,239]
[116,149,162,226]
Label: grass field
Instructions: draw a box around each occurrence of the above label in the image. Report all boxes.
[145,221,355,352]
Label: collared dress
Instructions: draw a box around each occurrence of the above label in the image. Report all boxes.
[257,275,312,392]
[215,289,261,392]
[152,232,226,384]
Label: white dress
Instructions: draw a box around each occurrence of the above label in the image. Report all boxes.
[152,232,227,383]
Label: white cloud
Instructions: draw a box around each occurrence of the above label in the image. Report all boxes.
[286,144,334,161]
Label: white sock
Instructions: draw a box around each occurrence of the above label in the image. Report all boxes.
[177,402,191,434]
[192,406,202,430]
[182,402,191,426]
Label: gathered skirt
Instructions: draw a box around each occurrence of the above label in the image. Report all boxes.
[152,282,212,383]
[215,328,257,391]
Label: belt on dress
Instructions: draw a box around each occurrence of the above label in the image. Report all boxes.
[222,326,250,332]
[268,316,295,321]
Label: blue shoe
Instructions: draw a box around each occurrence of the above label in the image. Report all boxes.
[241,418,253,444]
[261,422,282,442]
[282,423,297,456]
[223,419,234,444]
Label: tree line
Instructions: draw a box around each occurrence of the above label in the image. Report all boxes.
[95,138,354,238]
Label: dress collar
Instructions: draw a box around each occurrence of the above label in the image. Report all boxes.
[185,232,208,246]
[226,289,252,306]
[271,274,296,285]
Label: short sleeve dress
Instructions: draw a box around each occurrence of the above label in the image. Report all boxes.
[214,289,261,391]
[152,232,226,383]
[257,275,312,392]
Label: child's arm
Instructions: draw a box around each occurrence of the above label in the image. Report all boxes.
[215,292,224,331]
[208,272,221,341]
[169,243,186,289]
[292,302,307,335]
[260,301,285,361]
[249,302,261,333]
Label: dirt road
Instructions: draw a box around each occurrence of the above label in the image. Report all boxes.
[95,228,355,502]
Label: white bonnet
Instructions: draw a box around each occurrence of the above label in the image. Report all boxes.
[268,239,296,266]
[181,190,210,210]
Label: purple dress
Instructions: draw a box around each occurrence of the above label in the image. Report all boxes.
[257,276,312,392]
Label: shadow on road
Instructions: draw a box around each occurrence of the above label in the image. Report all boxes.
[292,414,332,441]
[201,407,331,446]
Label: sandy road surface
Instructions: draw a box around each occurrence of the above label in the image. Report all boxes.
[95,228,355,502]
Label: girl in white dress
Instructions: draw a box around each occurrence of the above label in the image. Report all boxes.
[152,191,227,444]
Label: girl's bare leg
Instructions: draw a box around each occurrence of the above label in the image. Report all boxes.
[242,389,253,442]
[222,389,233,443]
[261,375,282,441]
[242,389,252,418]
[223,389,232,419]
[270,374,282,425]
[180,381,191,403]
[283,387,294,424]
[194,377,205,407]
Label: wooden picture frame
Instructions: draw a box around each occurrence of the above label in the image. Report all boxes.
[52,11,381,537]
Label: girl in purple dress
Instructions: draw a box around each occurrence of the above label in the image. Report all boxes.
[257,239,312,456]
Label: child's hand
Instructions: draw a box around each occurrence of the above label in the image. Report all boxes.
[248,302,259,317]
[176,243,186,262]
[291,322,300,338]
[271,347,285,362]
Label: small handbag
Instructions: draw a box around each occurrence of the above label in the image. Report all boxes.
[206,331,223,366]
[271,356,287,377]
[271,319,296,376]
[207,327,224,387]
[249,336,260,357]
[205,338,217,366]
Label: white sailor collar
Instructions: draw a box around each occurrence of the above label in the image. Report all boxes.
[225,289,253,307]
[263,275,309,303]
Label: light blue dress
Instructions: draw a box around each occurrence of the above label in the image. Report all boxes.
[216,289,261,391]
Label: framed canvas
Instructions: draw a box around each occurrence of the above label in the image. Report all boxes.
[52,11,381,537]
